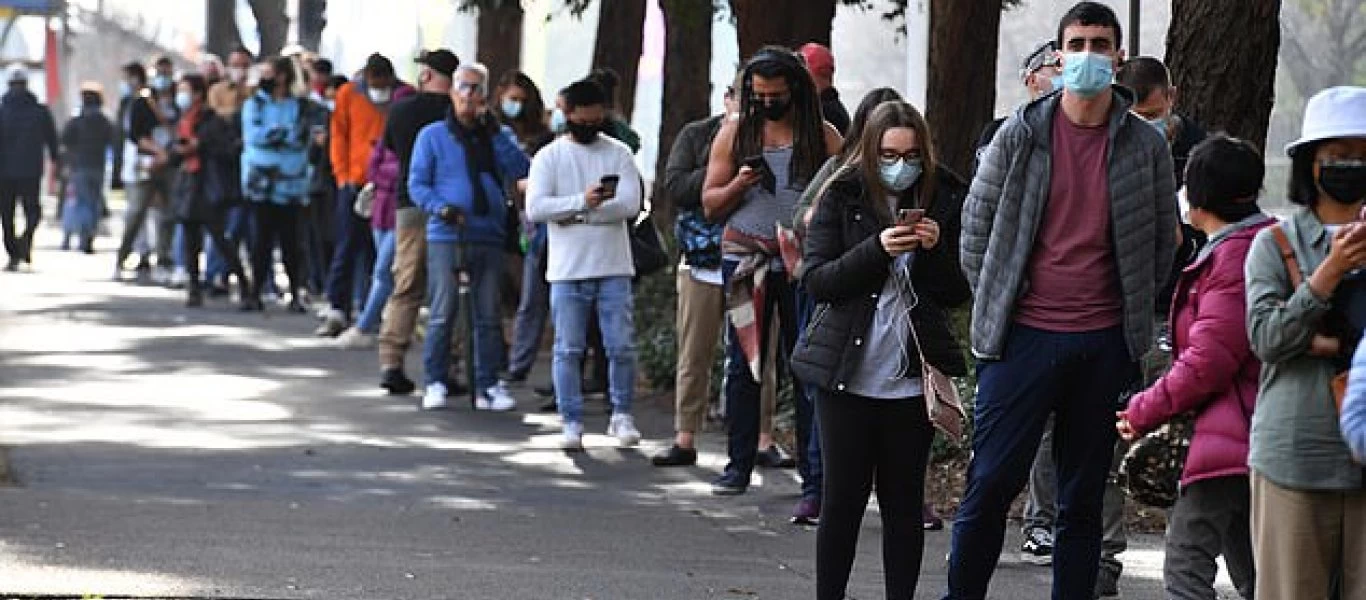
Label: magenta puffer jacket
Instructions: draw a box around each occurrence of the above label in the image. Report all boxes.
[1126,215,1274,488]
[365,141,401,231]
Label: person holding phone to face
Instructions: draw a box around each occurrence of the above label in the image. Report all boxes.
[790,100,969,600]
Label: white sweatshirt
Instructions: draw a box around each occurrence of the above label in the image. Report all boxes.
[526,134,642,283]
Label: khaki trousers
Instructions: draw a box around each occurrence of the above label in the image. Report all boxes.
[1250,471,1366,600]
[673,267,777,436]
[379,208,461,371]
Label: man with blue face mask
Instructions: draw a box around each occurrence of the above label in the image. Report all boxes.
[1116,57,1208,190]
[951,3,1178,600]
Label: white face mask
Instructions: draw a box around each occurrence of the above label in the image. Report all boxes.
[367,87,392,104]
[227,67,248,84]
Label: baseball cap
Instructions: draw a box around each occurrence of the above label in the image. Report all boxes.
[1020,40,1060,81]
[798,43,835,77]
[414,49,459,78]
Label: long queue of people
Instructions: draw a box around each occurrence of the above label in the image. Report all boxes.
[1,2,1363,599]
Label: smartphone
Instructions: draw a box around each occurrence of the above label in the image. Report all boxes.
[741,155,767,173]
[600,175,621,198]
[896,208,925,226]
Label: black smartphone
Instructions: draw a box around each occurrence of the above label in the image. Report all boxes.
[741,155,767,173]
[600,175,621,198]
[896,208,925,226]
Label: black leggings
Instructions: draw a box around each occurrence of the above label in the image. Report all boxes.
[815,388,933,600]
[249,203,304,301]
[183,218,249,295]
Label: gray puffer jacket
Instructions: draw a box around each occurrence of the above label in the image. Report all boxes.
[961,86,1177,360]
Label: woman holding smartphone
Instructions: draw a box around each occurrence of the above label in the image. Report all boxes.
[790,100,970,600]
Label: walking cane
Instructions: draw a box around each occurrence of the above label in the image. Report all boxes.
[439,206,479,409]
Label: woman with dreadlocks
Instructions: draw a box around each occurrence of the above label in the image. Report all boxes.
[701,46,842,507]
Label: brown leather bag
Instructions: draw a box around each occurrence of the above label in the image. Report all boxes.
[1271,225,1348,413]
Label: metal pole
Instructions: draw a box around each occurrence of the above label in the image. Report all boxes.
[1129,0,1140,58]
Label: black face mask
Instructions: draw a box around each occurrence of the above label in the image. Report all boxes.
[258,78,277,95]
[760,98,791,122]
[568,122,600,144]
[1319,162,1366,205]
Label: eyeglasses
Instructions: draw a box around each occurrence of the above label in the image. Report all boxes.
[879,149,922,163]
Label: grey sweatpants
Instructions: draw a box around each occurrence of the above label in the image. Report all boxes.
[1166,475,1255,600]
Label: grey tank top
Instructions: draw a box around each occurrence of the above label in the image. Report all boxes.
[725,145,800,241]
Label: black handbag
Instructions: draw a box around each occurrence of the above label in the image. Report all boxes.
[630,210,669,278]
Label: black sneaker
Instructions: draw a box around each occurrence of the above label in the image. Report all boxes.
[1019,527,1054,566]
[651,445,698,467]
[380,368,417,396]
[534,383,555,398]
[755,445,797,469]
[710,472,749,496]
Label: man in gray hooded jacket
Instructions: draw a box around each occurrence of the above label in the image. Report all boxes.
[946,3,1177,600]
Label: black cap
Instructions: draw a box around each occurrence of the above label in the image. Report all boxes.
[414,49,459,78]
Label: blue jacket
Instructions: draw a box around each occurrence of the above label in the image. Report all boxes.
[0,89,59,179]
[1344,336,1366,463]
[240,91,315,206]
[409,116,529,246]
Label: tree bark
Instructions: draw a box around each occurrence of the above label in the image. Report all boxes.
[788,0,836,50]
[591,0,648,120]
[297,0,327,52]
[477,0,525,82]
[1166,0,1281,152]
[206,0,241,60]
[248,0,290,59]
[729,0,836,60]
[926,0,1001,177]
[654,0,713,227]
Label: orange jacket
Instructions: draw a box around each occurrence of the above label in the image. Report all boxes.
[329,82,390,186]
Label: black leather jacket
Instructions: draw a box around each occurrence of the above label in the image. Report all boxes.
[790,165,971,393]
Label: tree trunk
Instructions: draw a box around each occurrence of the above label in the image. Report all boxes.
[297,0,327,52]
[477,0,524,82]
[206,0,241,59]
[591,0,648,120]
[729,0,836,62]
[248,0,290,59]
[926,0,1001,177]
[1166,0,1281,152]
[653,0,713,226]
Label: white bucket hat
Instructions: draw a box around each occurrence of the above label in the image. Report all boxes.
[1286,86,1366,157]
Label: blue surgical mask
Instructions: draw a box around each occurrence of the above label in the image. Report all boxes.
[174,91,193,112]
[879,157,923,192]
[501,99,523,119]
[119,81,133,97]
[1049,75,1064,94]
[1062,52,1114,99]
[152,75,173,92]
[550,108,567,134]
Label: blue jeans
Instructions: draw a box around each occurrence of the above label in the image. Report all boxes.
[206,205,250,284]
[424,241,504,391]
[720,259,814,489]
[944,324,1135,600]
[62,169,102,244]
[354,228,396,333]
[507,230,549,378]
[326,185,375,316]
[550,276,635,424]
[794,290,824,501]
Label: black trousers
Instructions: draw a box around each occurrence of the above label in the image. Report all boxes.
[249,203,304,301]
[815,388,933,600]
[183,217,249,296]
[0,177,42,263]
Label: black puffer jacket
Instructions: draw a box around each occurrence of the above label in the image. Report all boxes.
[790,165,971,393]
[0,89,59,179]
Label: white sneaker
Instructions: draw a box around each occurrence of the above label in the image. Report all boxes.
[169,267,190,289]
[314,309,347,337]
[335,326,377,349]
[421,382,449,411]
[561,421,585,451]
[475,382,518,412]
[607,413,641,447]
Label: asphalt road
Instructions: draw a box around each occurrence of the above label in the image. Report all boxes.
[0,214,1225,599]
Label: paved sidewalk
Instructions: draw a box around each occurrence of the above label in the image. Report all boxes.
[0,218,1219,599]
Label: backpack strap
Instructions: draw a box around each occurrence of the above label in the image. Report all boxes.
[1270,224,1304,289]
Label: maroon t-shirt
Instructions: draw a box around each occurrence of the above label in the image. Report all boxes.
[1014,109,1123,332]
